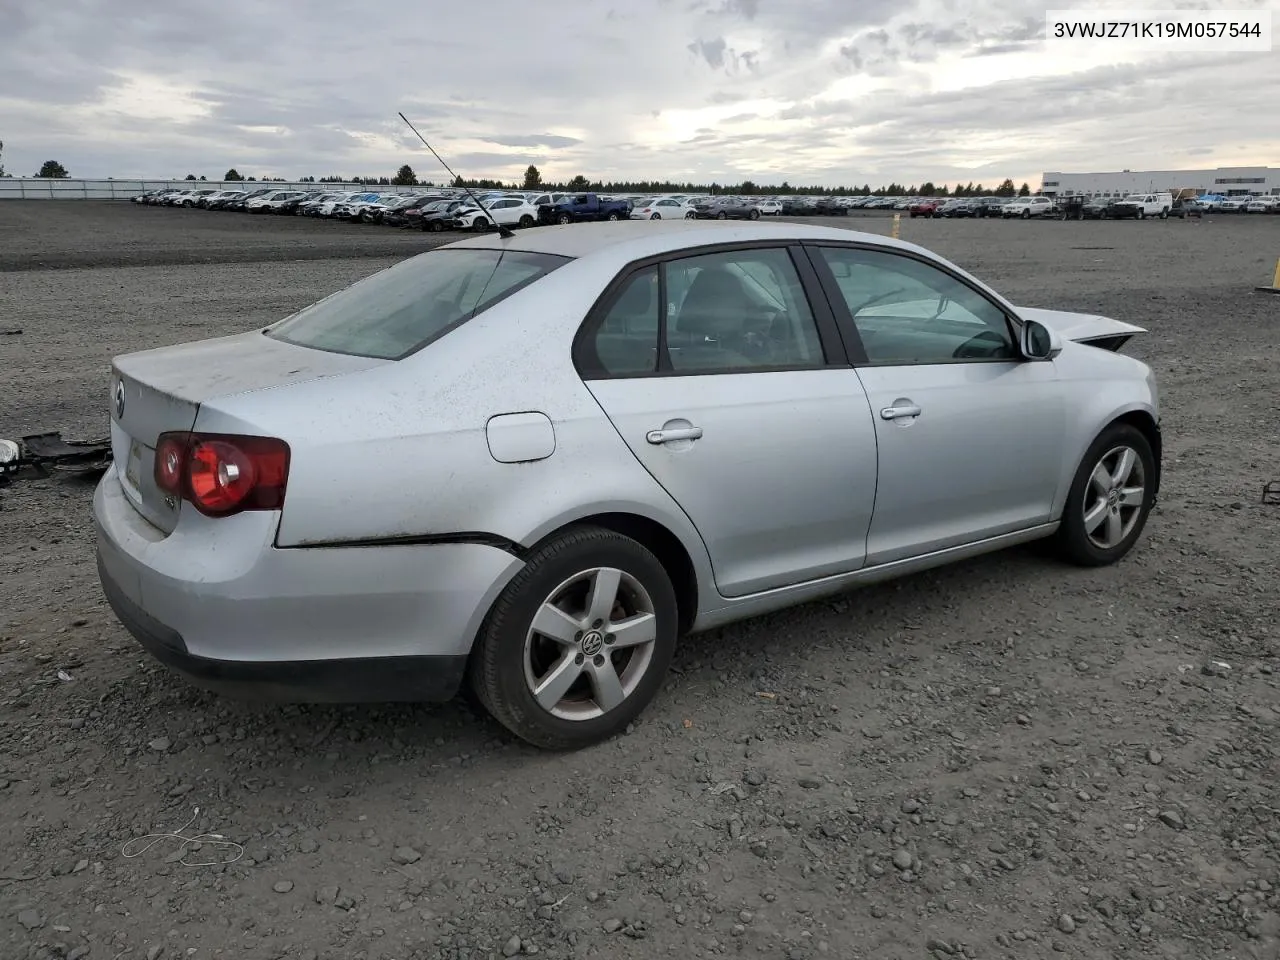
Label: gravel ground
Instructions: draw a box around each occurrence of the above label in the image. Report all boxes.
[2,201,1279,960]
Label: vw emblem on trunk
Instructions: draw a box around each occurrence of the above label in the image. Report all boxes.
[114,379,126,419]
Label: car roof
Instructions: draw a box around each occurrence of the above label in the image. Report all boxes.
[437,219,929,261]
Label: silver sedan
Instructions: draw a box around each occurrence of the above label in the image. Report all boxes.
[94,220,1161,749]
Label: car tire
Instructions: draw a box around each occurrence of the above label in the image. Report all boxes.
[1053,423,1156,568]
[557,214,572,225]
[1021,209,1031,219]
[1136,209,1145,220]
[468,525,679,750]
[519,215,535,228]
[430,220,445,232]
[685,211,696,219]
[1159,208,1169,219]
[650,213,661,220]
[717,211,728,219]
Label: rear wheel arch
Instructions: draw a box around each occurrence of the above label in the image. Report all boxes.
[527,512,700,636]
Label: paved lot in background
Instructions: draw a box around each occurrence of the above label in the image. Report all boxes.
[1,202,1278,960]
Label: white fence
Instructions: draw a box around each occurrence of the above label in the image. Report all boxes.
[0,179,408,200]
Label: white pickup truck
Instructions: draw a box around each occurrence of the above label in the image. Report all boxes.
[1112,193,1174,219]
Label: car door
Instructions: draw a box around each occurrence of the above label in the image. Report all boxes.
[575,244,879,598]
[805,243,1068,566]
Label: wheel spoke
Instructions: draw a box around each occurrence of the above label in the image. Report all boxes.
[609,612,656,649]
[1117,485,1145,507]
[1111,448,1137,486]
[1104,509,1123,546]
[588,659,626,712]
[585,568,622,626]
[1083,500,1109,534]
[531,603,582,647]
[1089,463,1112,496]
[533,652,583,709]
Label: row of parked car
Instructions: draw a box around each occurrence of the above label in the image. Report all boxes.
[909,192,1280,220]
[131,185,1280,232]
[127,186,931,231]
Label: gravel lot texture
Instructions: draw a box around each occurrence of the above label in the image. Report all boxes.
[1,201,1279,960]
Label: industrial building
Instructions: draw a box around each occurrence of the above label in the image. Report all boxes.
[1039,166,1278,199]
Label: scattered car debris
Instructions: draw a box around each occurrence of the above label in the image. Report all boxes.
[1263,480,1280,505]
[0,432,112,493]
[1,328,22,336]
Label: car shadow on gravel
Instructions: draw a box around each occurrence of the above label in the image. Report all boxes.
[93,543,1064,778]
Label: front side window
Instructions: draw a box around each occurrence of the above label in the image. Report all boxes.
[814,246,1015,364]
[268,249,570,360]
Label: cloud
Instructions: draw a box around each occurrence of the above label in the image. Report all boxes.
[481,135,583,149]
[0,0,1274,188]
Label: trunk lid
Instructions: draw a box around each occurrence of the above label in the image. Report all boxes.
[110,330,386,534]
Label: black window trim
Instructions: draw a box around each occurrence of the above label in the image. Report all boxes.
[572,239,850,381]
[799,240,1029,369]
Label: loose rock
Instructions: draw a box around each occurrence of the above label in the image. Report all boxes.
[392,846,422,864]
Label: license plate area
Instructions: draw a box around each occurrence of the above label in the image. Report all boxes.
[124,439,143,494]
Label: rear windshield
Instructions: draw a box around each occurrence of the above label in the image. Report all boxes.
[266,248,571,360]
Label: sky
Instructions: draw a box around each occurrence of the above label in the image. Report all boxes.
[0,0,1276,190]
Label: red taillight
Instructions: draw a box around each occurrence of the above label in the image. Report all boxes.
[153,432,290,518]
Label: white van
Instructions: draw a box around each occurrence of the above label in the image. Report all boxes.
[1117,193,1174,219]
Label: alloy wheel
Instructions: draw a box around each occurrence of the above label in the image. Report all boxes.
[1082,445,1146,550]
[522,567,658,721]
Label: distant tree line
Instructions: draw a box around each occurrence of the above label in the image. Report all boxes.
[212,164,1036,197]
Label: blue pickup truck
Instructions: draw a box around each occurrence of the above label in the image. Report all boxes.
[537,193,632,225]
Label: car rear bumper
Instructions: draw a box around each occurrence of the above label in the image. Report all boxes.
[98,562,469,702]
[93,465,524,703]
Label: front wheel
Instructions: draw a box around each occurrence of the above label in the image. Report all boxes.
[650,213,661,220]
[1053,423,1156,567]
[749,209,760,220]
[557,214,572,225]
[717,211,728,220]
[468,526,679,750]
[519,215,535,228]
[1021,209,1031,219]
[685,211,696,219]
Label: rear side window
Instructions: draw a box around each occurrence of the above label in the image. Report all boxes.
[267,248,570,360]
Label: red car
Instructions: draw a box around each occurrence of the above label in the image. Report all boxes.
[909,199,943,218]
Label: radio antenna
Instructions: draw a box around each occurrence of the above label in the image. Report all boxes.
[398,111,515,239]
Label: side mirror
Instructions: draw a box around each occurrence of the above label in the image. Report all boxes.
[1020,319,1063,360]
